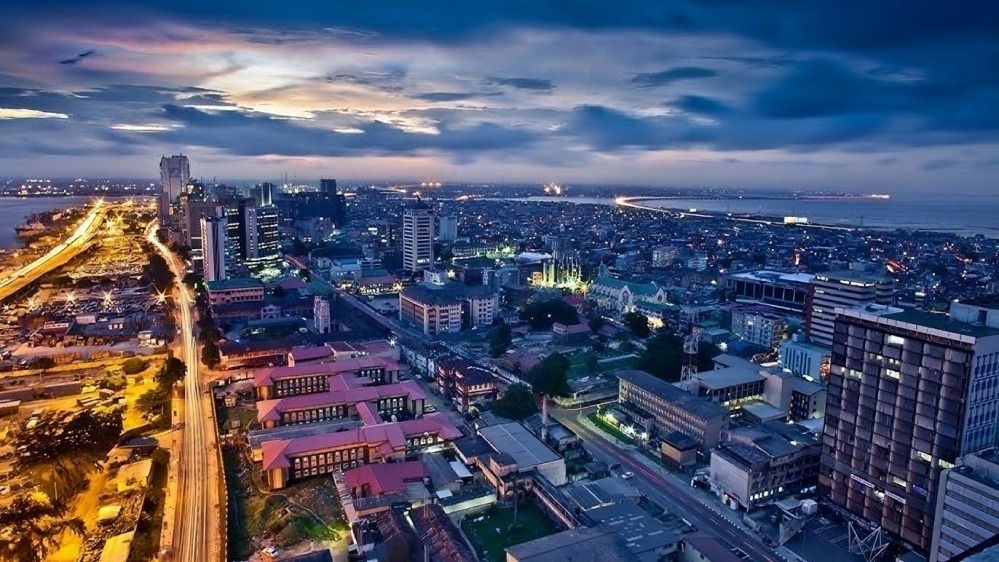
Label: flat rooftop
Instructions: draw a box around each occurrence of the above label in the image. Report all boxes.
[727,270,814,285]
[617,370,729,421]
[693,366,765,390]
[843,306,999,339]
[478,422,561,468]
[506,527,634,562]
[588,502,680,558]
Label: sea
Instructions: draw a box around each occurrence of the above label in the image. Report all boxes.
[511,191,999,238]
[0,196,95,248]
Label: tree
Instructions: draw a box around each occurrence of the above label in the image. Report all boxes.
[586,353,599,373]
[0,493,86,562]
[272,285,287,298]
[143,253,175,293]
[136,387,170,414]
[492,383,538,421]
[198,325,223,345]
[587,315,605,333]
[489,323,513,358]
[156,355,187,387]
[201,340,220,368]
[519,298,579,330]
[99,374,127,391]
[121,357,147,375]
[15,409,124,466]
[623,312,651,338]
[638,333,685,382]
[526,353,571,398]
[31,357,55,371]
[298,267,312,282]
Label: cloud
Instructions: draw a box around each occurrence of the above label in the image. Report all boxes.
[630,66,717,87]
[486,77,555,91]
[0,108,69,119]
[672,95,729,116]
[58,49,95,65]
[411,92,502,102]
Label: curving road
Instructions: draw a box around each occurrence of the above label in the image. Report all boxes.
[0,200,107,302]
[148,224,222,562]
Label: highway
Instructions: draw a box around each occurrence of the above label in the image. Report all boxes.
[148,224,222,562]
[553,408,783,562]
[0,200,107,301]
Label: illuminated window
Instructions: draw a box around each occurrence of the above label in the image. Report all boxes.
[915,450,932,463]
[938,459,954,469]
[887,335,906,346]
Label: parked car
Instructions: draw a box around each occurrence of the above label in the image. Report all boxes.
[620,471,634,479]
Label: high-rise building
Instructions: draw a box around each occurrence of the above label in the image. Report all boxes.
[201,214,228,282]
[159,154,190,218]
[805,270,895,347]
[437,215,458,241]
[820,302,999,553]
[237,199,259,261]
[930,450,999,562]
[402,199,434,273]
[256,205,280,260]
[259,182,274,207]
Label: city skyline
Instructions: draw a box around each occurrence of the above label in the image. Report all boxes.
[0,2,998,191]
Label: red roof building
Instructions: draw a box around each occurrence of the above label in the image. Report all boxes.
[256,380,428,428]
[254,356,401,400]
[260,414,462,490]
[344,460,425,497]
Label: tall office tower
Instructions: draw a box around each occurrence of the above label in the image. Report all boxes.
[158,154,190,218]
[437,215,457,241]
[259,182,274,207]
[256,205,280,260]
[805,270,895,347]
[223,205,243,270]
[319,178,347,227]
[237,198,259,261]
[820,302,999,553]
[200,214,228,282]
[930,451,999,562]
[402,199,434,273]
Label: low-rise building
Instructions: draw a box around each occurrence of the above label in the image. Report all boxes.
[435,358,499,411]
[709,422,821,511]
[552,322,591,345]
[260,414,461,490]
[254,356,401,400]
[730,308,787,350]
[616,369,730,450]
[256,379,427,429]
[586,276,668,315]
[207,277,265,306]
[474,422,567,495]
[399,271,498,335]
[778,338,829,379]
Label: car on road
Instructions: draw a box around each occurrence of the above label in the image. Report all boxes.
[424,405,437,413]
[620,471,634,479]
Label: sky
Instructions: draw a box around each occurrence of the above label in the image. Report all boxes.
[0,1,997,191]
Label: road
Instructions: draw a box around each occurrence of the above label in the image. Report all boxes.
[553,407,783,562]
[0,200,107,301]
[148,224,222,562]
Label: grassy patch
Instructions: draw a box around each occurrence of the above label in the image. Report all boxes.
[241,321,304,341]
[586,413,634,444]
[461,503,557,562]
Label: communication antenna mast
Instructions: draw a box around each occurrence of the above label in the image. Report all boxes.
[848,522,889,562]
[681,327,702,382]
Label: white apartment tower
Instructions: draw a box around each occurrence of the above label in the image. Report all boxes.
[437,215,458,241]
[159,154,190,218]
[403,199,435,273]
[805,270,894,347]
[200,214,228,283]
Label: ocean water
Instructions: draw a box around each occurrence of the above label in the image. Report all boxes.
[517,191,999,238]
[0,197,95,248]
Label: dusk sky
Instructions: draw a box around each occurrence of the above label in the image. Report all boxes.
[1,1,997,191]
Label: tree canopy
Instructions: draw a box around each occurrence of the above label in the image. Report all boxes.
[16,409,123,466]
[489,322,513,358]
[525,352,571,397]
[492,383,538,421]
[638,333,721,382]
[201,340,221,368]
[622,312,651,338]
[156,354,187,387]
[0,493,85,562]
[519,298,579,331]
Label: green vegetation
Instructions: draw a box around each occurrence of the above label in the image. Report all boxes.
[519,297,579,330]
[638,333,720,382]
[525,352,571,398]
[201,340,220,368]
[587,412,634,445]
[0,493,85,562]
[143,250,175,293]
[15,408,124,465]
[492,383,538,421]
[121,357,148,375]
[623,311,651,338]
[126,448,170,562]
[240,322,302,341]
[461,503,557,562]
[489,322,513,357]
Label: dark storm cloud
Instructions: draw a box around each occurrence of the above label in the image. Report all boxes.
[672,95,729,116]
[58,49,95,65]
[156,104,538,159]
[486,77,555,91]
[630,67,717,87]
